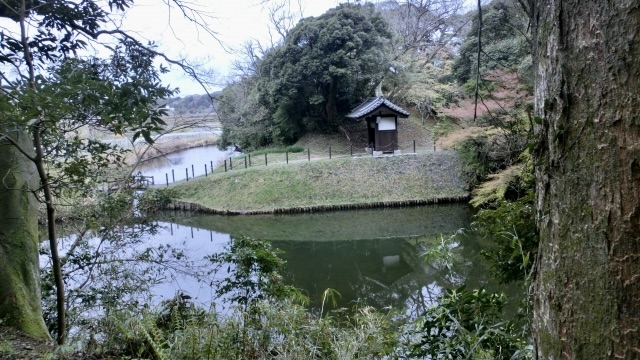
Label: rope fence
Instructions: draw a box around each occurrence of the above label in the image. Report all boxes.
[152,139,439,187]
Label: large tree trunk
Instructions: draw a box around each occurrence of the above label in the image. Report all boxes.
[0,129,49,339]
[325,77,338,126]
[532,1,640,359]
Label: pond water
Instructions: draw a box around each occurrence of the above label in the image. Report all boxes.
[146,204,520,315]
[135,145,240,184]
[46,203,520,324]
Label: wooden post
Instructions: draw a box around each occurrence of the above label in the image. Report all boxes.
[350,144,353,157]
[286,150,288,164]
[151,176,154,185]
[224,160,227,172]
[265,153,268,166]
[308,148,310,161]
[210,160,213,171]
[244,156,247,169]
[166,173,169,187]
[185,168,189,181]
[191,164,194,178]
[172,169,175,183]
[229,157,233,170]
[248,154,252,166]
[329,146,332,159]
[205,164,208,176]
[413,140,416,153]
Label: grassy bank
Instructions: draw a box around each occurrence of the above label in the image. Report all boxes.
[169,151,468,214]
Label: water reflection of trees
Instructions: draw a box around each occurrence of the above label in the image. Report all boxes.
[270,231,507,318]
[157,205,521,318]
[40,220,216,339]
[45,211,519,342]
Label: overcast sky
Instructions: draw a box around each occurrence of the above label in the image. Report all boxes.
[121,0,344,95]
[123,0,478,96]
[0,0,478,96]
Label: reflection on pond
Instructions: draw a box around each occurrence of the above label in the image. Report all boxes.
[171,204,473,241]
[47,204,519,330]
[157,204,519,315]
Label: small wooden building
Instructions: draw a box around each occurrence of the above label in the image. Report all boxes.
[346,96,410,153]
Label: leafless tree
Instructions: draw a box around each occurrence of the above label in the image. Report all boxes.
[264,0,304,47]
[377,0,466,61]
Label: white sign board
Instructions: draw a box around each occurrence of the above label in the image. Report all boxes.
[377,117,396,131]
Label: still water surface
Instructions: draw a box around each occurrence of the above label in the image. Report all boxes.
[148,204,518,315]
[135,145,240,183]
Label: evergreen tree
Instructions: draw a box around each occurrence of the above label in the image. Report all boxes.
[258,3,392,143]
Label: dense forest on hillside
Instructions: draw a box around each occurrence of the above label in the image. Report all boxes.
[216,0,533,157]
[213,0,536,215]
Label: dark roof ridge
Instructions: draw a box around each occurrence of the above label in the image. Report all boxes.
[346,96,410,119]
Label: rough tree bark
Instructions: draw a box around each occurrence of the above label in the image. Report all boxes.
[532,1,640,358]
[0,130,50,339]
[325,77,339,126]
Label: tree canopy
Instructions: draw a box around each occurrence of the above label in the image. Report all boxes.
[219,3,392,147]
[0,0,202,344]
[452,0,531,89]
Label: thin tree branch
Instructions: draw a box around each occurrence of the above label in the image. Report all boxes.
[0,132,36,162]
[473,0,482,123]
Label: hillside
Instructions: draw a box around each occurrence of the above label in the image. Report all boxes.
[159,93,221,115]
[168,151,468,214]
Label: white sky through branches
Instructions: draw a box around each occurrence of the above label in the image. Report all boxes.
[130,0,477,95]
[124,0,343,95]
[0,0,477,95]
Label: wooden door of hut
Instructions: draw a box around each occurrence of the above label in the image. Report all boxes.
[376,130,397,153]
[346,96,410,153]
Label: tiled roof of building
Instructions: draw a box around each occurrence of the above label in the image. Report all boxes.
[346,96,410,119]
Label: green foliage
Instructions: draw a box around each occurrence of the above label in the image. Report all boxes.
[408,286,531,359]
[394,56,463,119]
[95,296,398,360]
[0,0,177,200]
[248,145,304,156]
[218,77,273,150]
[320,288,342,315]
[1,50,173,198]
[219,3,394,149]
[462,78,496,98]
[432,118,460,140]
[85,235,398,359]
[452,0,531,85]
[455,110,531,189]
[0,340,17,358]
[470,149,534,207]
[455,136,502,188]
[422,233,463,283]
[473,192,538,284]
[207,236,301,308]
[138,188,178,213]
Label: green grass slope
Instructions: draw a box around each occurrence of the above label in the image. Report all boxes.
[169,151,468,214]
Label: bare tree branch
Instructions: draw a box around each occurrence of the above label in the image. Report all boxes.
[473,0,482,123]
